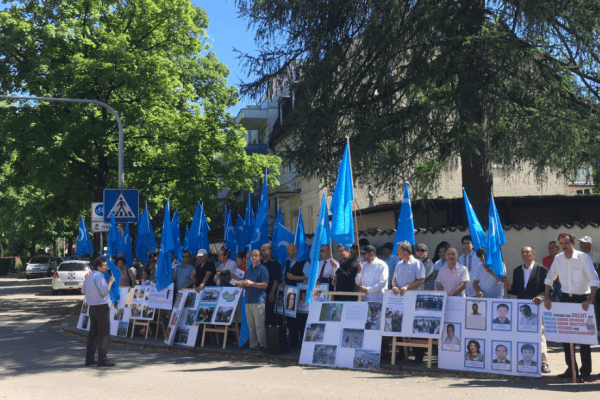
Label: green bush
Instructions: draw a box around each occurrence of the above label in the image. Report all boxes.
[0,258,15,275]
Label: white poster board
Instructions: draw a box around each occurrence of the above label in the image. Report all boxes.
[194,286,243,326]
[297,284,328,314]
[438,297,542,377]
[164,291,186,345]
[299,301,383,370]
[147,283,175,310]
[173,290,202,347]
[380,291,446,339]
[77,300,90,331]
[542,303,598,345]
[110,287,132,336]
[130,285,156,321]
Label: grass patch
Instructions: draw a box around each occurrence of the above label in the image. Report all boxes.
[69,300,83,316]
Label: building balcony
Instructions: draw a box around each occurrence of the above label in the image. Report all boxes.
[235,107,269,131]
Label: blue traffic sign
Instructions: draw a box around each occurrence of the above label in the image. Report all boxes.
[103,189,139,223]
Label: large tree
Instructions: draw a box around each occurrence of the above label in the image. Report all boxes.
[0,0,280,254]
[235,0,600,219]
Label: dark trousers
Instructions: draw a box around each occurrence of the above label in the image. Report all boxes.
[265,299,277,326]
[561,293,592,375]
[86,304,110,364]
[287,313,307,346]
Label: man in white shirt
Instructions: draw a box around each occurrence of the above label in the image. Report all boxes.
[380,242,399,289]
[355,245,388,302]
[458,235,481,297]
[544,233,600,382]
[578,236,600,263]
[437,247,470,297]
[316,245,339,291]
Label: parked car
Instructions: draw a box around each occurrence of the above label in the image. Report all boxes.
[52,260,92,295]
[25,255,57,279]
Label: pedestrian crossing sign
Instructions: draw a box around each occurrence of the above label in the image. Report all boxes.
[103,189,139,223]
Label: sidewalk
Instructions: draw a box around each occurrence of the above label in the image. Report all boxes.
[59,313,596,380]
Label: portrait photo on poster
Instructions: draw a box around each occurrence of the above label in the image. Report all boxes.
[464,338,485,369]
[516,342,539,374]
[304,323,326,342]
[491,340,512,371]
[415,294,444,312]
[517,303,539,333]
[465,299,486,330]
[117,321,128,337]
[297,288,309,313]
[365,302,382,330]
[491,302,512,331]
[275,287,284,315]
[442,322,461,352]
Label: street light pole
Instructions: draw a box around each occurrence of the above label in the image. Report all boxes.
[0,95,125,188]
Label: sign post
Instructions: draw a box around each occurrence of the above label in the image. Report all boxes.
[103,189,140,223]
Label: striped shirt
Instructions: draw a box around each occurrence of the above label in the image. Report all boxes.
[82,271,110,305]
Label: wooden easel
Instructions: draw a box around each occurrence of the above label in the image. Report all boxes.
[130,318,153,339]
[322,291,365,301]
[201,320,240,349]
[151,309,167,340]
[390,337,438,369]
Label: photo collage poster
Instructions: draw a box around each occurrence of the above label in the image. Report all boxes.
[299,301,383,371]
[110,287,132,337]
[439,297,542,377]
[194,286,243,326]
[296,284,329,314]
[173,290,202,346]
[380,290,447,339]
[130,285,156,321]
[164,290,187,345]
[77,299,90,331]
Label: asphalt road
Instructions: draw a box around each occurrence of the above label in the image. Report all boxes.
[1,276,599,399]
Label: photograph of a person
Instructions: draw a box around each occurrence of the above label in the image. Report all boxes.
[319,303,343,322]
[131,303,142,317]
[384,309,403,333]
[353,350,381,371]
[492,302,512,331]
[464,339,485,369]
[214,306,234,324]
[412,317,441,335]
[465,300,486,330]
[304,323,326,342]
[201,287,221,303]
[174,327,190,344]
[117,321,128,337]
[185,310,196,326]
[341,328,364,349]
[275,288,284,315]
[170,310,179,327]
[286,291,296,311]
[491,341,512,371]
[517,342,539,374]
[81,301,88,314]
[365,302,382,330]
[442,323,461,352]
[114,308,124,321]
[312,344,337,366]
[184,292,196,308]
[415,294,444,312]
[517,303,539,333]
[297,289,309,313]
[173,292,183,309]
[195,306,215,324]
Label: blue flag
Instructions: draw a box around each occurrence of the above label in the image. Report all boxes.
[485,194,505,279]
[171,209,182,262]
[238,294,250,348]
[183,225,190,252]
[135,203,156,264]
[156,200,175,292]
[197,204,210,253]
[188,202,202,256]
[394,182,415,246]
[294,208,309,262]
[235,215,245,252]
[76,216,94,258]
[274,223,294,277]
[105,215,121,302]
[271,207,283,253]
[307,193,330,303]
[241,194,254,249]
[330,139,355,249]
[462,188,487,251]
[250,171,270,251]
[118,224,134,268]
[224,207,237,260]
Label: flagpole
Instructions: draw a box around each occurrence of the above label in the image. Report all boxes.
[345,137,363,289]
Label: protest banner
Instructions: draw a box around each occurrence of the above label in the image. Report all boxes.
[110,287,132,336]
[172,290,202,346]
[542,303,598,345]
[147,283,175,310]
[380,290,446,339]
[297,284,328,314]
[130,285,155,321]
[194,286,243,326]
[77,300,90,331]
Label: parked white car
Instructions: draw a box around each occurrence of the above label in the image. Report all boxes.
[52,260,92,295]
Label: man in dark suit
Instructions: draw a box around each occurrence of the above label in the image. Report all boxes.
[505,246,550,373]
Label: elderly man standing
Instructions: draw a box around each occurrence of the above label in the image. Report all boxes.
[544,233,600,382]
[355,245,388,302]
[82,257,115,367]
[437,247,469,297]
[260,243,281,327]
[316,245,339,291]
[239,249,269,354]
[578,236,600,263]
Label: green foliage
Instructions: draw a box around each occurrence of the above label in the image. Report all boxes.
[0,0,280,254]
[236,0,600,216]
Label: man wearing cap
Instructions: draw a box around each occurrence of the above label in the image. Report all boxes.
[415,243,436,290]
[316,245,339,291]
[355,245,388,302]
[380,242,399,289]
[544,233,600,381]
[193,249,216,292]
[458,235,482,297]
[215,247,237,286]
[578,236,600,263]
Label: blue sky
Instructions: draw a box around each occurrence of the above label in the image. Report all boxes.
[196,0,259,118]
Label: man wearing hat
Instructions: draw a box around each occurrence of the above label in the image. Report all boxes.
[355,245,388,302]
[380,242,399,289]
[194,249,216,292]
[578,236,600,263]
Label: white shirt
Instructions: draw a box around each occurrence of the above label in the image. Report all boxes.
[545,250,600,294]
[588,249,600,264]
[522,261,535,288]
[472,263,505,298]
[318,259,339,280]
[393,255,426,290]
[355,257,388,302]
[437,263,470,297]
[459,251,481,297]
